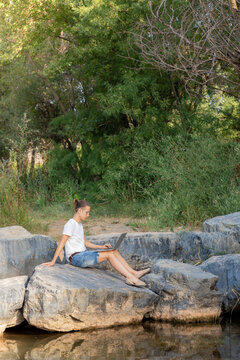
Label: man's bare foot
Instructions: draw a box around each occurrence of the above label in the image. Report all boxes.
[135,268,151,279]
[125,278,146,287]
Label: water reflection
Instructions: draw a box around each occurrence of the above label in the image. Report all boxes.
[1,320,240,360]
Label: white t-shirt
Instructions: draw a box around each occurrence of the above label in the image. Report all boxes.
[63,219,86,260]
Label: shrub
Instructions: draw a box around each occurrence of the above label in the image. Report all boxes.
[100,133,240,227]
[0,164,32,228]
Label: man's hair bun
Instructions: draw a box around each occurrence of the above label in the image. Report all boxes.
[73,199,90,211]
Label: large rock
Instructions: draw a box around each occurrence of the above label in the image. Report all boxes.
[203,212,240,241]
[87,230,240,269]
[0,276,28,333]
[143,259,222,322]
[23,264,157,332]
[199,254,240,313]
[177,230,240,260]
[0,226,58,279]
[87,232,180,269]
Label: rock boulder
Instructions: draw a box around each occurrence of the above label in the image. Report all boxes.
[143,259,222,322]
[0,226,58,279]
[87,230,240,269]
[0,276,28,333]
[203,212,240,242]
[23,264,158,332]
[87,232,179,269]
[199,254,240,313]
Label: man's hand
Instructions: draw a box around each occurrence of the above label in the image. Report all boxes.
[102,243,112,249]
[41,261,55,266]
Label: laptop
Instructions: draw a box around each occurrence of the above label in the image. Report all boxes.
[97,232,127,252]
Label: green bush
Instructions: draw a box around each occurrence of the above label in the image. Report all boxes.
[2,132,239,231]
[26,165,79,208]
[100,134,240,227]
[46,145,79,183]
[0,165,32,228]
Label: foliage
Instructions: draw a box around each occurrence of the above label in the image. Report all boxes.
[100,133,240,227]
[0,164,32,228]
[0,0,239,230]
[134,0,240,99]
[0,0,178,162]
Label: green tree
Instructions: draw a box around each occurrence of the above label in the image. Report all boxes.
[0,0,180,180]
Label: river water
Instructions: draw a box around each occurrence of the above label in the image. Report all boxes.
[1,319,240,360]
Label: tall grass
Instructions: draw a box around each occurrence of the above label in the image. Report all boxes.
[1,135,239,232]
[0,164,32,229]
[100,134,240,228]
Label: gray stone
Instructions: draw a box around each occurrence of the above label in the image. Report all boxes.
[203,212,240,241]
[143,259,222,322]
[0,226,58,279]
[86,230,240,269]
[87,232,180,269]
[177,230,240,260]
[199,254,240,313]
[23,264,157,332]
[0,276,28,333]
[0,226,32,238]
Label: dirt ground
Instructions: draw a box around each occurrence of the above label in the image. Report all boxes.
[41,216,199,243]
[44,217,141,242]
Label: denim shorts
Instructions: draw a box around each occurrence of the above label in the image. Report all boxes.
[70,250,99,268]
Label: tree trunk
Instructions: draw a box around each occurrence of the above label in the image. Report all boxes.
[29,147,36,177]
[230,0,238,10]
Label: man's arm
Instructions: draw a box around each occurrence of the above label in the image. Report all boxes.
[84,237,112,249]
[42,234,69,266]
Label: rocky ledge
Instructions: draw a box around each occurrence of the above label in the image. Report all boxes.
[22,260,222,332]
[87,213,240,269]
[23,264,157,332]
[0,276,28,333]
[144,259,222,322]
[203,211,240,238]
[0,226,58,279]
[200,254,240,313]
[0,211,240,333]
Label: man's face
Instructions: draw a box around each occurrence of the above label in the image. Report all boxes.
[79,206,90,221]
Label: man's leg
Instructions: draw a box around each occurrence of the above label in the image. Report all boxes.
[98,251,145,285]
[109,250,150,279]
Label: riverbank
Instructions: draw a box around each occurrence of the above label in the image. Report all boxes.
[1,212,240,334]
